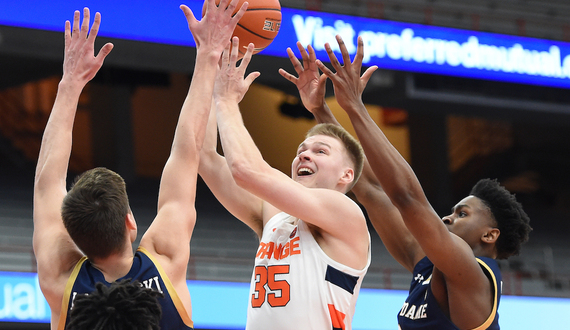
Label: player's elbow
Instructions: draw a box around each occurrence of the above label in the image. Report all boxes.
[229,160,257,189]
[390,187,428,213]
[353,179,386,205]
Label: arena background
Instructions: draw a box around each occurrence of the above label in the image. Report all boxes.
[1,0,569,329]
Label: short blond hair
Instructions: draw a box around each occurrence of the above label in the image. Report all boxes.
[305,123,364,191]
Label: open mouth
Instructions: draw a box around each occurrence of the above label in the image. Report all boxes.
[297,167,314,176]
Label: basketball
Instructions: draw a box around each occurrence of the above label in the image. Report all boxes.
[204,0,282,57]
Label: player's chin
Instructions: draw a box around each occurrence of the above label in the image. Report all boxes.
[294,175,314,185]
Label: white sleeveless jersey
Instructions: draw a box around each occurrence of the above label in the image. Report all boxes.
[246,212,371,330]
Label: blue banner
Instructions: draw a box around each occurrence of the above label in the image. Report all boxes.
[0,271,49,323]
[1,0,570,89]
[280,9,570,89]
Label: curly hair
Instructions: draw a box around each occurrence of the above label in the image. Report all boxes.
[470,178,532,259]
[66,279,163,330]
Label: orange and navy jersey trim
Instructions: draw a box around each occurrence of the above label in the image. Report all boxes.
[328,304,347,330]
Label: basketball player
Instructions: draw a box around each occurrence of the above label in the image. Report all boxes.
[280,35,532,329]
[32,1,247,329]
[198,38,370,330]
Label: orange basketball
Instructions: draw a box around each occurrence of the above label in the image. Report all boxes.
[204,0,282,57]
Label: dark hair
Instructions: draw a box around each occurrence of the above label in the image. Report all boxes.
[66,279,163,330]
[306,123,364,190]
[470,178,532,259]
[62,167,130,259]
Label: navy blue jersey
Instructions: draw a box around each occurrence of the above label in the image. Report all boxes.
[57,246,193,330]
[398,256,501,330]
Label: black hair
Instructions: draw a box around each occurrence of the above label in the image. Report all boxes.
[470,178,532,259]
[66,279,163,330]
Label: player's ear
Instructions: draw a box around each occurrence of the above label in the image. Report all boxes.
[339,167,354,186]
[482,227,500,244]
[125,210,137,242]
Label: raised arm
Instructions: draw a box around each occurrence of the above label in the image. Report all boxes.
[215,39,368,269]
[198,98,264,237]
[140,0,248,283]
[280,40,423,271]
[352,162,423,272]
[278,42,339,125]
[33,8,113,309]
[317,35,484,279]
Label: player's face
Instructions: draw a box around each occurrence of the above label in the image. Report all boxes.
[292,134,352,190]
[442,196,497,248]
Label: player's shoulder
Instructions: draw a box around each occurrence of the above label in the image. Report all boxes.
[38,256,85,314]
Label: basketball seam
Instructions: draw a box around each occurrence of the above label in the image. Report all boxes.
[237,23,275,41]
[244,8,281,12]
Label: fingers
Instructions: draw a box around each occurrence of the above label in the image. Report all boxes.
[72,10,80,37]
[353,35,365,69]
[278,68,297,84]
[179,4,192,17]
[217,0,230,11]
[87,12,102,43]
[180,5,197,29]
[221,41,231,66]
[64,20,71,48]
[324,42,343,72]
[242,43,260,87]
[80,8,90,39]
[215,39,258,102]
[230,36,239,63]
[317,74,328,91]
[240,43,254,64]
[307,44,319,73]
[70,8,99,41]
[295,41,305,55]
[360,66,378,87]
[335,35,352,69]
[316,59,334,78]
[297,42,311,69]
[286,47,303,75]
[224,0,238,15]
[239,43,253,71]
[95,42,115,63]
[219,37,242,69]
[230,1,249,27]
[245,71,261,86]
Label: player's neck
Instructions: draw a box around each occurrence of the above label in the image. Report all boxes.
[90,247,135,283]
[472,244,497,259]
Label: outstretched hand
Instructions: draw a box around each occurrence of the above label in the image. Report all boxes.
[278,42,327,115]
[63,8,113,85]
[214,36,260,104]
[316,35,377,112]
[180,0,248,55]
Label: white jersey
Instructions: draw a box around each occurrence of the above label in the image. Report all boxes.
[246,212,371,330]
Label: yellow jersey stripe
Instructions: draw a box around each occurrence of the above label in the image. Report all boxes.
[138,246,194,328]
